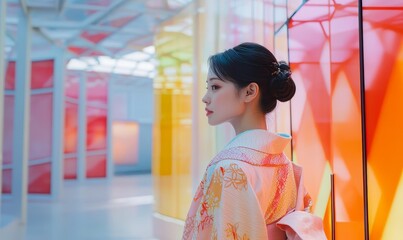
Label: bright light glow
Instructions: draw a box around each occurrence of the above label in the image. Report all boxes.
[114,67,133,75]
[143,45,155,54]
[111,195,154,205]
[123,51,150,61]
[115,59,136,68]
[91,65,113,73]
[132,69,149,77]
[98,56,116,66]
[80,57,98,66]
[66,50,156,77]
[67,59,88,70]
[137,62,154,71]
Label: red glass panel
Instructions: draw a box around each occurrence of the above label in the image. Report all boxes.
[28,163,51,194]
[31,60,54,89]
[64,157,77,180]
[1,169,12,194]
[86,155,106,178]
[81,31,110,44]
[5,61,15,90]
[86,107,107,150]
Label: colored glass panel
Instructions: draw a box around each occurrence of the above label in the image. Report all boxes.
[86,154,106,178]
[28,163,51,194]
[112,122,139,165]
[29,93,53,161]
[64,157,77,180]
[64,102,78,154]
[86,106,107,151]
[153,7,193,220]
[363,3,403,239]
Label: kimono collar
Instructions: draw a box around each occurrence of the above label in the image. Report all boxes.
[208,129,292,168]
[224,129,291,154]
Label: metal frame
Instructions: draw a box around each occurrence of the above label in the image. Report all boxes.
[5,0,193,62]
[51,46,66,198]
[12,8,32,224]
[0,0,7,215]
[77,71,87,181]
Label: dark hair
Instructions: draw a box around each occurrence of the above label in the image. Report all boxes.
[208,42,296,114]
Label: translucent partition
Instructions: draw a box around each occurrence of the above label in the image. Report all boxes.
[153,5,193,220]
[63,71,108,180]
[362,0,403,238]
[289,0,365,238]
[2,60,54,194]
[152,0,403,239]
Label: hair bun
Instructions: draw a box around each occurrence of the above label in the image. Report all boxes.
[270,61,296,102]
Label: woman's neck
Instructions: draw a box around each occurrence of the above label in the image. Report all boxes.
[230,111,267,135]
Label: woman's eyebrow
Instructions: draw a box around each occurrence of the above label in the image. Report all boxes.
[207,77,221,82]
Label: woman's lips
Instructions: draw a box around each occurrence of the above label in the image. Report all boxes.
[205,108,213,116]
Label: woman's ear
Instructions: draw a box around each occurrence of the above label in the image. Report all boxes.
[243,83,259,103]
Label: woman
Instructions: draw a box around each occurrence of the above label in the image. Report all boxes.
[183,42,326,240]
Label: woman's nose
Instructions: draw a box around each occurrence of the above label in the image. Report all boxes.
[202,93,209,104]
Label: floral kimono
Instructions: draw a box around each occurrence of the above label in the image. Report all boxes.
[183,129,326,240]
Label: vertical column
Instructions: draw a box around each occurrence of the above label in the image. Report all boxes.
[0,0,7,211]
[12,10,32,224]
[77,72,87,181]
[191,0,201,192]
[51,47,65,197]
[106,76,113,179]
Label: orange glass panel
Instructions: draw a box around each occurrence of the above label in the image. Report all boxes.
[289,1,365,238]
[112,122,139,165]
[363,4,403,239]
[86,107,107,151]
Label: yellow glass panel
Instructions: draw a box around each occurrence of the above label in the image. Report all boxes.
[153,6,193,220]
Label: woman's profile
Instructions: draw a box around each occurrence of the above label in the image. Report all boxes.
[182,42,327,239]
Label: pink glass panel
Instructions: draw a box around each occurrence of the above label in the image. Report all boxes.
[87,72,108,104]
[28,163,51,194]
[363,0,403,6]
[2,96,14,165]
[86,155,106,178]
[65,72,80,99]
[29,94,53,160]
[64,157,77,180]
[1,169,12,193]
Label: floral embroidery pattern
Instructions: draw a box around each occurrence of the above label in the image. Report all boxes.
[225,223,250,240]
[183,146,294,239]
[224,163,247,190]
[183,216,195,239]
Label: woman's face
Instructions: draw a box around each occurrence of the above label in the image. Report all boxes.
[202,69,245,126]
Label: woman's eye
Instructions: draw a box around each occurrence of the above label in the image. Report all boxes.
[211,85,219,90]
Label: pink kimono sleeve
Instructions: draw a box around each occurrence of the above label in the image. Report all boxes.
[207,162,268,239]
[275,163,328,240]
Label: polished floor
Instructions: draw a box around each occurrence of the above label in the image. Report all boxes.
[1,174,155,240]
